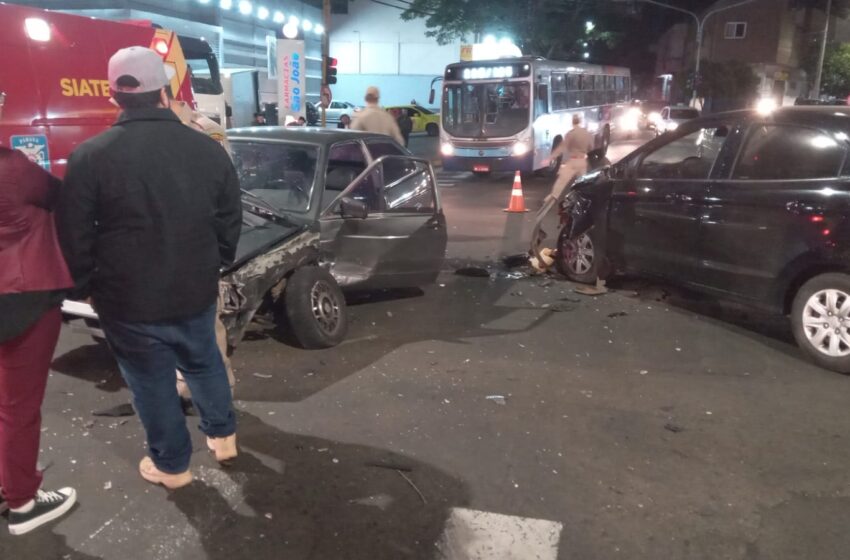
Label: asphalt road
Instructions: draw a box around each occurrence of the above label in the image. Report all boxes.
[5,132,850,560]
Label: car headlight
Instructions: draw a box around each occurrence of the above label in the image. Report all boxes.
[512,141,530,156]
[666,122,678,131]
[649,112,661,124]
[441,142,454,156]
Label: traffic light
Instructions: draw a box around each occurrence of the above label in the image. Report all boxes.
[324,56,338,85]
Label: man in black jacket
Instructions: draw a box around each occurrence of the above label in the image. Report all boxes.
[57,47,242,489]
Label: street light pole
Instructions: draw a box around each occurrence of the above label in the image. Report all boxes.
[623,0,756,107]
[812,0,833,99]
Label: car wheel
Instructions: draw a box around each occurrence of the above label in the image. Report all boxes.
[426,123,439,136]
[791,273,850,373]
[285,267,348,349]
[555,226,598,283]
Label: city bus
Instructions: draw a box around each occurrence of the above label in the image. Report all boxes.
[435,57,632,175]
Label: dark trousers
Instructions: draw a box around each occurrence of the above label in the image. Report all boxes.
[102,303,235,474]
[0,308,61,508]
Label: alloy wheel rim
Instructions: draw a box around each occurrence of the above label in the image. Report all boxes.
[311,281,340,334]
[563,233,594,275]
[802,288,850,357]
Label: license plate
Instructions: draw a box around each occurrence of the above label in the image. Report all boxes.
[473,164,490,173]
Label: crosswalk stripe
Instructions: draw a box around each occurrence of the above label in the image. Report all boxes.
[437,507,563,559]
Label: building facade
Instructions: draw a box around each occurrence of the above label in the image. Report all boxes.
[329,1,461,107]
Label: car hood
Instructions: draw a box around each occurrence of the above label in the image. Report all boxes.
[229,211,306,271]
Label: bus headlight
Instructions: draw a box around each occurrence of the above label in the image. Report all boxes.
[512,141,530,156]
[441,143,454,156]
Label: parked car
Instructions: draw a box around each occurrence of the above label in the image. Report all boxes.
[385,105,441,136]
[62,129,447,349]
[554,106,850,373]
[318,101,360,123]
[651,106,700,135]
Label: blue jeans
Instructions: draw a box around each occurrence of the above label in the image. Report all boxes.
[102,303,236,474]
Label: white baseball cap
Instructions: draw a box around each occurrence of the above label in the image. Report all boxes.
[108,46,176,94]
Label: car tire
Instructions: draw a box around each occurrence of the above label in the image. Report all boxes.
[791,273,850,373]
[426,123,439,137]
[284,267,348,349]
[555,226,599,283]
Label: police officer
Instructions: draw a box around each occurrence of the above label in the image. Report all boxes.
[549,114,594,201]
[351,86,404,145]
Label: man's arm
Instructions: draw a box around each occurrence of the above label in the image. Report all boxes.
[56,149,98,298]
[215,160,243,268]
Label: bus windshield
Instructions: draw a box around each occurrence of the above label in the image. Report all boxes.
[443,82,530,138]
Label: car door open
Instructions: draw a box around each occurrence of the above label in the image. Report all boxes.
[321,155,447,289]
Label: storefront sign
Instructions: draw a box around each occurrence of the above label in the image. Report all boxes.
[277,39,305,121]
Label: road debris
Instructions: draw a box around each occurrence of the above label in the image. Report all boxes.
[92,403,135,417]
[607,311,628,318]
[252,372,272,379]
[575,279,608,296]
[503,253,530,268]
[397,470,427,505]
[103,481,113,490]
[664,423,684,433]
[486,395,507,405]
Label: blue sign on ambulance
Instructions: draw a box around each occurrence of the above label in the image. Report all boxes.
[10,135,51,171]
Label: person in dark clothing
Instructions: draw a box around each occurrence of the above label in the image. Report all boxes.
[57,47,242,489]
[337,114,352,129]
[397,109,413,147]
[0,147,77,535]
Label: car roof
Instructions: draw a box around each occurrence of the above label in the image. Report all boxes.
[227,126,390,146]
[694,106,850,130]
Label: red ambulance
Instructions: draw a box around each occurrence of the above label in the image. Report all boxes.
[0,3,197,177]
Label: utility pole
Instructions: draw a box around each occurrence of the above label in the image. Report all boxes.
[616,0,756,107]
[321,0,330,127]
[812,0,833,99]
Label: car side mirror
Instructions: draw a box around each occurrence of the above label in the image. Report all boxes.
[428,89,436,105]
[340,197,368,219]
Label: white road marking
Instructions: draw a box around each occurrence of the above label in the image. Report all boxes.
[436,507,563,560]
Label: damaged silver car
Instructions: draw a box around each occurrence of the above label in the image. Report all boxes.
[63,129,448,349]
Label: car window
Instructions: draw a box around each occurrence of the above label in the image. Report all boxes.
[344,168,384,212]
[407,108,419,118]
[662,109,669,119]
[231,141,317,213]
[367,141,406,160]
[732,125,845,180]
[382,159,435,213]
[325,141,376,211]
[331,102,342,109]
[638,127,729,180]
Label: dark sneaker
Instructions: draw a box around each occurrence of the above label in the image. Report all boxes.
[0,495,7,515]
[8,488,76,536]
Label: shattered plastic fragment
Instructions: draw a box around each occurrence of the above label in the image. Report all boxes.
[486,395,507,405]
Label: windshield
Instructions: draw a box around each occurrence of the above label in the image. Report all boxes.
[231,142,319,214]
[186,55,223,95]
[443,82,530,138]
[413,105,433,115]
[670,109,699,120]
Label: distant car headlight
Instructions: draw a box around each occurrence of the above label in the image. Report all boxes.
[512,141,530,156]
[649,112,661,125]
[441,142,454,156]
[666,122,679,131]
[619,115,639,132]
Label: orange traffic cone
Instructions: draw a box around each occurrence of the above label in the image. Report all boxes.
[503,171,528,213]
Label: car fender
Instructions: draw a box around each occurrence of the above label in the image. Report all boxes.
[221,229,321,347]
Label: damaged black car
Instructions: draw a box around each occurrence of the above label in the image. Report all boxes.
[551,107,850,373]
[63,129,448,349]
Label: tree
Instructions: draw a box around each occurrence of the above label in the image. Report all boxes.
[790,0,850,19]
[821,43,850,96]
[696,60,760,111]
[399,0,622,59]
